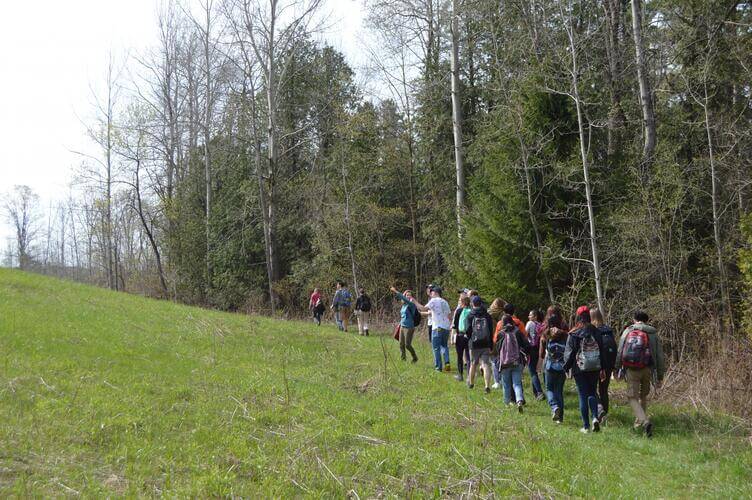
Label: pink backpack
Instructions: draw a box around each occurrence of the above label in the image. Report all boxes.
[499,327,521,367]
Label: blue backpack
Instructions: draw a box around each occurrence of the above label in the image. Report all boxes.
[546,340,566,372]
[340,289,352,307]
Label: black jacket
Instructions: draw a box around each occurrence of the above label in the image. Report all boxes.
[467,306,494,350]
[563,324,606,375]
[355,294,371,312]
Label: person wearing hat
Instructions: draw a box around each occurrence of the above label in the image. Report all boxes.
[563,306,607,433]
[414,285,453,372]
[466,295,494,393]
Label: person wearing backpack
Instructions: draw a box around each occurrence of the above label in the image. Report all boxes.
[563,306,607,433]
[331,281,353,332]
[616,310,666,438]
[539,313,568,423]
[590,307,617,420]
[355,288,372,336]
[390,287,419,363]
[453,295,472,381]
[487,298,506,388]
[496,314,531,412]
[525,309,545,401]
[466,295,494,393]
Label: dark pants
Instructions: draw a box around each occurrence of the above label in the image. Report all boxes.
[597,368,613,414]
[574,371,600,429]
[427,324,432,342]
[527,348,543,396]
[546,369,566,419]
[313,306,324,325]
[455,334,469,376]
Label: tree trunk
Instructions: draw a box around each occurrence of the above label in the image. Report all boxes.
[631,0,656,161]
[450,0,465,240]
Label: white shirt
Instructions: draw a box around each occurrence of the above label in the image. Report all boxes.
[426,297,452,331]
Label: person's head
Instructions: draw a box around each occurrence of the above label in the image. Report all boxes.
[503,303,516,315]
[471,295,482,308]
[529,309,543,322]
[430,286,443,298]
[359,287,365,296]
[461,296,471,308]
[425,284,434,294]
[469,289,479,297]
[575,305,591,325]
[313,287,319,294]
[402,289,413,300]
[548,314,561,328]
[489,298,505,310]
[457,290,467,304]
[546,305,563,321]
[502,313,514,326]
[634,310,649,323]
[590,307,604,327]
[336,280,344,289]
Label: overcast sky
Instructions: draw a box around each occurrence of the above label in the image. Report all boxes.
[0,0,367,247]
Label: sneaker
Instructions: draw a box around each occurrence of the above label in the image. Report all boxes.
[517,401,524,414]
[535,393,545,401]
[491,383,500,390]
[553,407,562,422]
[411,357,418,363]
[454,374,463,381]
[467,383,474,389]
[444,364,452,373]
[644,421,654,438]
[485,387,491,394]
[579,427,590,434]
[592,418,600,433]
[597,404,606,423]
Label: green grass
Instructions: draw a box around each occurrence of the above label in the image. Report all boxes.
[0,269,750,497]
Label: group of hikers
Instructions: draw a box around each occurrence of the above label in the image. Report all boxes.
[311,282,665,437]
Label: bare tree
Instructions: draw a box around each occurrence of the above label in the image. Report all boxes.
[630,0,656,161]
[450,0,465,240]
[3,185,41,270]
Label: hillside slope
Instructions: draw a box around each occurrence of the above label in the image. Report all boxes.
[0,269,750,497]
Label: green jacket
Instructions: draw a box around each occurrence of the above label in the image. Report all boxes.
[616,322,666,381]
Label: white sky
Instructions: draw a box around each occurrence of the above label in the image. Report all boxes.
[0,0,367,247]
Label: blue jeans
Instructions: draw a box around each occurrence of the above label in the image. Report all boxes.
[546,369,566,419]
[492,357,501,384]
[574,371,600,429]
[500,364,524,404]
[431,328,450,370]
[528,349,543,396]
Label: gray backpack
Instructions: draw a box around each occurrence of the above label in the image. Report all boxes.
[576,332,601,372]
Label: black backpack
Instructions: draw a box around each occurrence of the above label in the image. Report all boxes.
[411,304,422,327]
[470,316,490,345]
[359,295,372,312]
[599,327,618,369]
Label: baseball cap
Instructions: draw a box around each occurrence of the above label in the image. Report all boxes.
[576,305,590,316]
[431,285,443,295]
[471,295,482,306]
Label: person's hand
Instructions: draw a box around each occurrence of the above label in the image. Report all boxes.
[600,369,606,382]
[390,286,397,294]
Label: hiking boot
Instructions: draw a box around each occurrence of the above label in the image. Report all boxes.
[491,383,500,390]
[579,427,589,434]
[444,363,452,373]
[454,374,463,381]
[553,407,562,422]
[644,421,654,438]
[517,401,524,413]
[411,357,418,363]
[467,383,474,389]
[485,387,491,394]
[592,418,600,433]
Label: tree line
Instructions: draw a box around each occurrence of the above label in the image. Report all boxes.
[4,0,752,361]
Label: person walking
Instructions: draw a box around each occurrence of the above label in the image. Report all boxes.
[616,310,666,438]
[488,298,506,389]
[390,287,419,363]
[497,314,531,412]
[354,288,372,336]
[525,309,545,401]
[424,284,435,343]
[309,288,324,326]
[414,286,452,372]
[454,295,472,381]
[590,307,618,420]
[540,312,568,423]
[563,306,607,434]
[331,281,353,332]
[466,295,494,393]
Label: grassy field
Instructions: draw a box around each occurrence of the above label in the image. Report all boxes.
[0,269,750,497]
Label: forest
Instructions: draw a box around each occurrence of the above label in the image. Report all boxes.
[4,1,752,380]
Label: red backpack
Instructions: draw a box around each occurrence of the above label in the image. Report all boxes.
[621,329,652,369]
